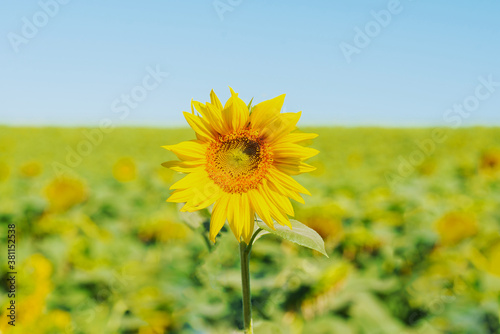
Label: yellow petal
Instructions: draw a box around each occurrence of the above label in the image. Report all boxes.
[259,184,291,228]
[166,189,192,203]
[261,185,294,217]
[162,140,206,161]
[222,88,249,132]
[275,132,318,145]
[240,193,254,244]
[209,194,231,242]
[243,208,256,244]
[192,100,207,115]
[192,100,224,135]
[181,180,223,212]
[272,143,319,161]
[161,160,205,173]
[265,173,305,204]
[183,112,216,141]
[205,102,226,134]
[226,194,243,240]
[268,167,311,195]
[260,112,301,144]
[210,89,223,110]
[170,171,209,190]
[275,161,316,175]
[250,94,285,130]
[248,188,275,230]
[192,100,212,121]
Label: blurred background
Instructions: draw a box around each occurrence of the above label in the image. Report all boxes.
[1,1,500,333]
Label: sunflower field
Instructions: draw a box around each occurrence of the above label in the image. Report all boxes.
[0,125,500,334]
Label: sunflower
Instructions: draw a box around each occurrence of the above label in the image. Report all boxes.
[162,88,318,244]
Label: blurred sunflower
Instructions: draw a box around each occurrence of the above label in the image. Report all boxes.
[20,161,43,178]
[162,88,318,243]
[44,176,88,212]
[435,212,477,246]
[479,149,500,176]
[113,157,137,182]
[139,217,190,243]
[301,204,344,244]
[302,262,350,319]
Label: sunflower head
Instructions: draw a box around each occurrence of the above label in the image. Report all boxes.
[480,149,500,176]
[162,88,318,244]
[205,128,273,194]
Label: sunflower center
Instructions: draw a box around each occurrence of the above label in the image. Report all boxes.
[206,129,273,193]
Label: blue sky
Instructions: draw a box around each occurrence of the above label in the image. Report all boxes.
[1,0,499,127]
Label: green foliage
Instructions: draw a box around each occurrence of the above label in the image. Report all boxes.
[0,126,500,333]
[256,219,328,257]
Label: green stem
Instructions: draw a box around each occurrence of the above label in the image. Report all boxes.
[185,220,213,252]
[240,241,253,333]
[247,228,262,253]
[201,232,213,252]
[239,228,264,333]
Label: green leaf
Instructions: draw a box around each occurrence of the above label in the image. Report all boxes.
[247,97,254,113]
[255,219,328,257]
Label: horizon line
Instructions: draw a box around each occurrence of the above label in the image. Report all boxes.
[1,123,500,130]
